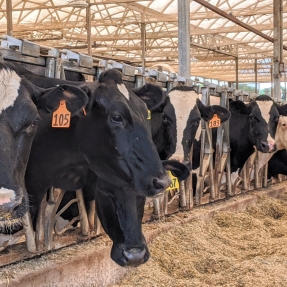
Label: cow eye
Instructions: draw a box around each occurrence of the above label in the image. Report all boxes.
[274,116,279,123]
[31,119,39,127]
[249,114,255,121]
[163,114,168,123]
[111,114,123,124]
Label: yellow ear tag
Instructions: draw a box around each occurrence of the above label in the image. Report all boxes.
[147,110,151,120]
[52,100,71,128]
[209,114,221,128]
[166,171,179,191]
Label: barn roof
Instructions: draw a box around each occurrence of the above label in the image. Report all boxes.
[0,0,285,82]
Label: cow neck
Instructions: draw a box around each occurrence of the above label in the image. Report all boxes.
[168,89,198,161]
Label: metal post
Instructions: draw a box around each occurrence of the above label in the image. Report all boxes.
[235,57,239,89]
[255,59,258,94]
[273,0,283,99]
[271,65,274,97]
[6,0,13,36]
[178,0,190,78]
[86,0,92,56]
[141,14,146,72]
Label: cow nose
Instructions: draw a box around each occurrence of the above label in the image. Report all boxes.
[259,141,269,152]
[152,174,171,194]
[123,247,147,267]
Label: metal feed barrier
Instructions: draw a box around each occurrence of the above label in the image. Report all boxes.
[0,34,285,267]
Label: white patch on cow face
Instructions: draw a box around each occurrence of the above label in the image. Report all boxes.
[168,89,198,161]
[275,116,287,150]
[256,100,275,150]
[0,69,21,114]
[117,84,129,100]
[0,188,15,205]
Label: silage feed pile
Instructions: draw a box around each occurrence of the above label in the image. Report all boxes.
[112,193,287,287]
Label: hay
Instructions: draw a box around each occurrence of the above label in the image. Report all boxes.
[112,193,287,287]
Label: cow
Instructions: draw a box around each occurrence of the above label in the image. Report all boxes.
[4,63,181,265]
[0,61,89,233]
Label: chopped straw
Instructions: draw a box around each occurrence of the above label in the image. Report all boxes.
[111,192,287,287]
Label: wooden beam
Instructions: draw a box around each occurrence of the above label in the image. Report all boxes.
[193,0,287,51]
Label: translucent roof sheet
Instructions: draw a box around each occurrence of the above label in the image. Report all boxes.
[0,0,286,82]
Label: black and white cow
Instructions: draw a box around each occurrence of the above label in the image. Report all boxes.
[56,81,189,267]
[131,83,176,160]
[227,96,278,182]
[5,63,180,265]
[0,62,88,233]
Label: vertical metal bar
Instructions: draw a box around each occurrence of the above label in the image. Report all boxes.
[75,189,90,236]
[141,14,146,72]
[86,0,92,56]
[6,0,13,36]
[273,0,283,99]
[235,57,239,89]
[271,65,274,97]
[178,0,190,78]
[255,59,258,94]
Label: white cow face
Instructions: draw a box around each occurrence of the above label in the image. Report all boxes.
[275,115,287,150]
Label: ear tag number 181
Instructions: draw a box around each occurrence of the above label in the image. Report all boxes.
[209,114,221,128]
[166,171,179,191]
[52,100,71,128]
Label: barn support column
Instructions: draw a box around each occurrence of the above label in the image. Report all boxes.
[178,0,190,78]
[141,14,146,72]
[6,0,13,36]
[86,0,92,56]
[235,57,238,89]
[255,59,258,94]
[273,0,283,99]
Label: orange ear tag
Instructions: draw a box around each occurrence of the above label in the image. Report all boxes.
[166,171,179,191]
[209,114,221,128]
[52,100,71,128]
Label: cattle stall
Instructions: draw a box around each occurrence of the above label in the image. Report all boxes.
[0,34,286,269]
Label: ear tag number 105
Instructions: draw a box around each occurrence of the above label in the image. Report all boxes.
[52,100,71,128]
[166,171,179,191]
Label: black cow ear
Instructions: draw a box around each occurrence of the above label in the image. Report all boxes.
[229,100,250,114]
[277,104,287,116]
[161,160,190,181]
[210,105,231,123]
[37,84,88,115]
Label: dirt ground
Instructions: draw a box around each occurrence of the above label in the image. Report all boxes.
[111,192,287,287]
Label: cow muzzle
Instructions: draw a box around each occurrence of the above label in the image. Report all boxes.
[149,174,171,196]
[122,247,148,267]
[259,140,276,153]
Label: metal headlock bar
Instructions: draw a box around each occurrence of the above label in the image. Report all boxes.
[0,35,285,267]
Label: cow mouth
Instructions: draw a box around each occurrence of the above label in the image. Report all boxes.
[0,217,24,233]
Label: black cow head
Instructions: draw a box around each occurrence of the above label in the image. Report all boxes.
[75,69,171,197]
[93,159,189,267]
[168,86,231,164]
[132,84,177,160]
[0,62,88,232]
[230,95,279,153]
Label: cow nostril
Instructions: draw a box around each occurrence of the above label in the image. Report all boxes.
[123,247,146,266]
[261,142,268,149]
[153,175,171,192]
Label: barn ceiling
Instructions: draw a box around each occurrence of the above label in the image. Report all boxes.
[0,0,286,82]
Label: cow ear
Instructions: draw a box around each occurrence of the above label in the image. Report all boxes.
[36,84,89,115]
[277,104,287,116]
[229,100,250,114]
[196,99,231,123]
[161,160,190,181]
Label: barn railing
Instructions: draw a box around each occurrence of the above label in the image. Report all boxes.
[0,34,285,267]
